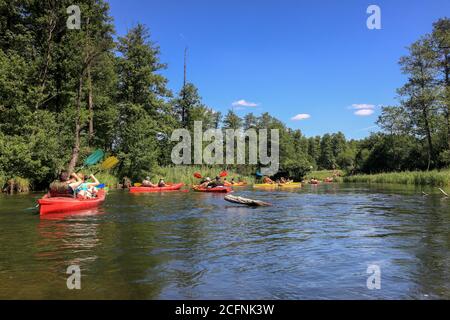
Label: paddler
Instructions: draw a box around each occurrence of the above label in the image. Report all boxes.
[158,178,166,187]
[76,173,100,199]
[208,176,224,188]
[49,170,83,196]
[142,176,157,187]
[262,176,275,184]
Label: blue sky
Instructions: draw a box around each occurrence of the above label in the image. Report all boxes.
[108,0,450,139]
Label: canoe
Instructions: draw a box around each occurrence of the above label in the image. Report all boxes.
[253,182,302,188]
[129,183,184,193]
[38,190,106,215]
[192,185,233,193]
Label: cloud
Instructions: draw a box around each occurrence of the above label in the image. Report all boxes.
[349,103,376,116]
[350,104,375,110]
[354,109,374,116]
[232,99,259,108]
[291,113,311,121]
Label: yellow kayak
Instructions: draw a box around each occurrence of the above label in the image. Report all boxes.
[253,182,302,188]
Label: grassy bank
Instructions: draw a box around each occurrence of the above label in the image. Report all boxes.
[146,166,256,186]
[343,169,450,186]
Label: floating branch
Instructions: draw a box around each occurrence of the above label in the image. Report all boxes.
[224,195,272,207]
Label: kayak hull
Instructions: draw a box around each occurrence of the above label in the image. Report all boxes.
[192,186,233,193]
[129,183,184,193]
[38,190,106,215]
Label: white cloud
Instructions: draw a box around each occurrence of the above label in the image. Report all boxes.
[232,99,259,108]
[354,109,374,116]
[351,104,375,110]
[291,113,311,121]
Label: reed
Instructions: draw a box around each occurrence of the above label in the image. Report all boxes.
[343,169,450,186]
[95,172,120,188]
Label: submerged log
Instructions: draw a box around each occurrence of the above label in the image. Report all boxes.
[224,195,272,207]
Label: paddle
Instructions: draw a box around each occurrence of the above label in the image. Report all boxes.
[255,171,263,178]
[77,149,104,172]
[93,156,119,175]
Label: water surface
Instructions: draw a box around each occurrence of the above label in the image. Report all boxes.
[0,184,449,299]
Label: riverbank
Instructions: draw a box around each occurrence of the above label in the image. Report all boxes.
[343,169,450,187]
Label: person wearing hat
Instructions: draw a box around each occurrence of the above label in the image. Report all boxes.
[142,176,156,187]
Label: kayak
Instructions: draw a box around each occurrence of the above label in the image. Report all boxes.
[224,182,247,187]
[192,185,233,193]
[254,182,302,188]
[38,190,106,215]
[129,183,184,193]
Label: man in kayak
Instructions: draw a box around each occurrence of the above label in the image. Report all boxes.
[142,176,157,187]
[49,171,83,196]
[76,173,101,199]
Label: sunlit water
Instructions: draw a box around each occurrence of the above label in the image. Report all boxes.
[0,184,449,299]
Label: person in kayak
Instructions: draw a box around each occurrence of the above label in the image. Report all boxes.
[76,174,101,199]
[199,177,211,187]
[49,170,83,196]
[158,178,166,187]
[142,176,157,187]
[208,176,224,188]
[262,176,274,184]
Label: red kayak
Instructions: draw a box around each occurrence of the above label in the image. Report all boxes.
[192,185,233,193]
[38,190,106,215]
[129,183,184,193]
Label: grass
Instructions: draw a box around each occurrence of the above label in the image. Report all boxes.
[343,169,450,186]
[2,176,31,193]
[143,166,256,186]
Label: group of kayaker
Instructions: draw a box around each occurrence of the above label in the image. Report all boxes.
[141,177,166,188]
[50,171,101,199]
[261,176,293,185]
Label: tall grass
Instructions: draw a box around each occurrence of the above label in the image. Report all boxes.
[343,169,450,186]
[142,166,256,186]
[0,173,6,191]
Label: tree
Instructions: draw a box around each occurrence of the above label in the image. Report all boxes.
[398,38,439,170]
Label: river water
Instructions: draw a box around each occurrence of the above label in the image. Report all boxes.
[0,183,449,299]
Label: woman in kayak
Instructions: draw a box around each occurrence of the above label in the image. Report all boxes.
[50,171,83,196]
[142,176,157,187]
[76,173,101,199]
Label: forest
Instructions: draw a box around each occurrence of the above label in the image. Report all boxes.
[0,0,449,191]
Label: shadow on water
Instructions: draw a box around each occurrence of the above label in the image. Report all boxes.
[0,183,448,299]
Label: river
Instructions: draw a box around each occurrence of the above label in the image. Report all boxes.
[0,183,449,299]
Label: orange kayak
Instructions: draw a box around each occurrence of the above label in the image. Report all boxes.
[224,181,247,187]
[129,183,184,193]
[192,185,233,193]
